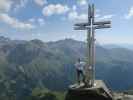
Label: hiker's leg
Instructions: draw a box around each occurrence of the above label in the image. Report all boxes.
[80,71,85,83]
[77,70,80,84]
[82,74,85,83]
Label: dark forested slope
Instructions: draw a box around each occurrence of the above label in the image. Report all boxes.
[0,36,133,99]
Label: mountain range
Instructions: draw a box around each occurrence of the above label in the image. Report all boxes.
[0,36,133,99]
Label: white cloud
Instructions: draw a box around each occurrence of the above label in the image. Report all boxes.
[97,14,114,20]
[68,10,87,21]
[125,6,133,19]
[95,14,100,18]
[68,4,114,22]
[28,18,45,26]
[29,18,36,23]
[42,4,70,16]
[0,13,34,29]
[72,5,77,11]
[38,18,45,25]
[13,0,28,11]
[68,6,113,22]
[0,0,28,12]
[77,0,87,6]
[0,0,12,12]
[34,0,47,7]
[68,4,87,21]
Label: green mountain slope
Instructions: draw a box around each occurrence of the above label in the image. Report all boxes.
[0,36,133,99]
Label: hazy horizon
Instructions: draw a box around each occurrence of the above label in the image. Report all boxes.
[2,35,133,48]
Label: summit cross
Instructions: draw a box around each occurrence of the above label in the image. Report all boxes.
[74,4,111,87]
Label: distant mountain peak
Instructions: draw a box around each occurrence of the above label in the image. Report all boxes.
[30,39,44,44]
[0,36,10,42]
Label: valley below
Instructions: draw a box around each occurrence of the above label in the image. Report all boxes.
[0,36,133,100]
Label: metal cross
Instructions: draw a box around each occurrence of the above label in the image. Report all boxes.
[74,4,111,87]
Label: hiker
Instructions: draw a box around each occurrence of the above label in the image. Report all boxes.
[75,58,86,84]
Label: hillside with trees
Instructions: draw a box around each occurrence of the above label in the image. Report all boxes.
[0,36,133,99]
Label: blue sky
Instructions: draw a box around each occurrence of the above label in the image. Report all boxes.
[0,0,133,44]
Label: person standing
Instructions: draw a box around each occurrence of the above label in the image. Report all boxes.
[75,58,86,84]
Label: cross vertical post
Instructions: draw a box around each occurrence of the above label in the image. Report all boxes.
[74,4,111,88]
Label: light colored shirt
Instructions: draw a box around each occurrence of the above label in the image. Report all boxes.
[75,61,86,71]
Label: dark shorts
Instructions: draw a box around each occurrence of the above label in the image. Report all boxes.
[77,69,84,75]
[77,69,83,73]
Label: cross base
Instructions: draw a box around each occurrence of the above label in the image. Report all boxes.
[65,80,113,100]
